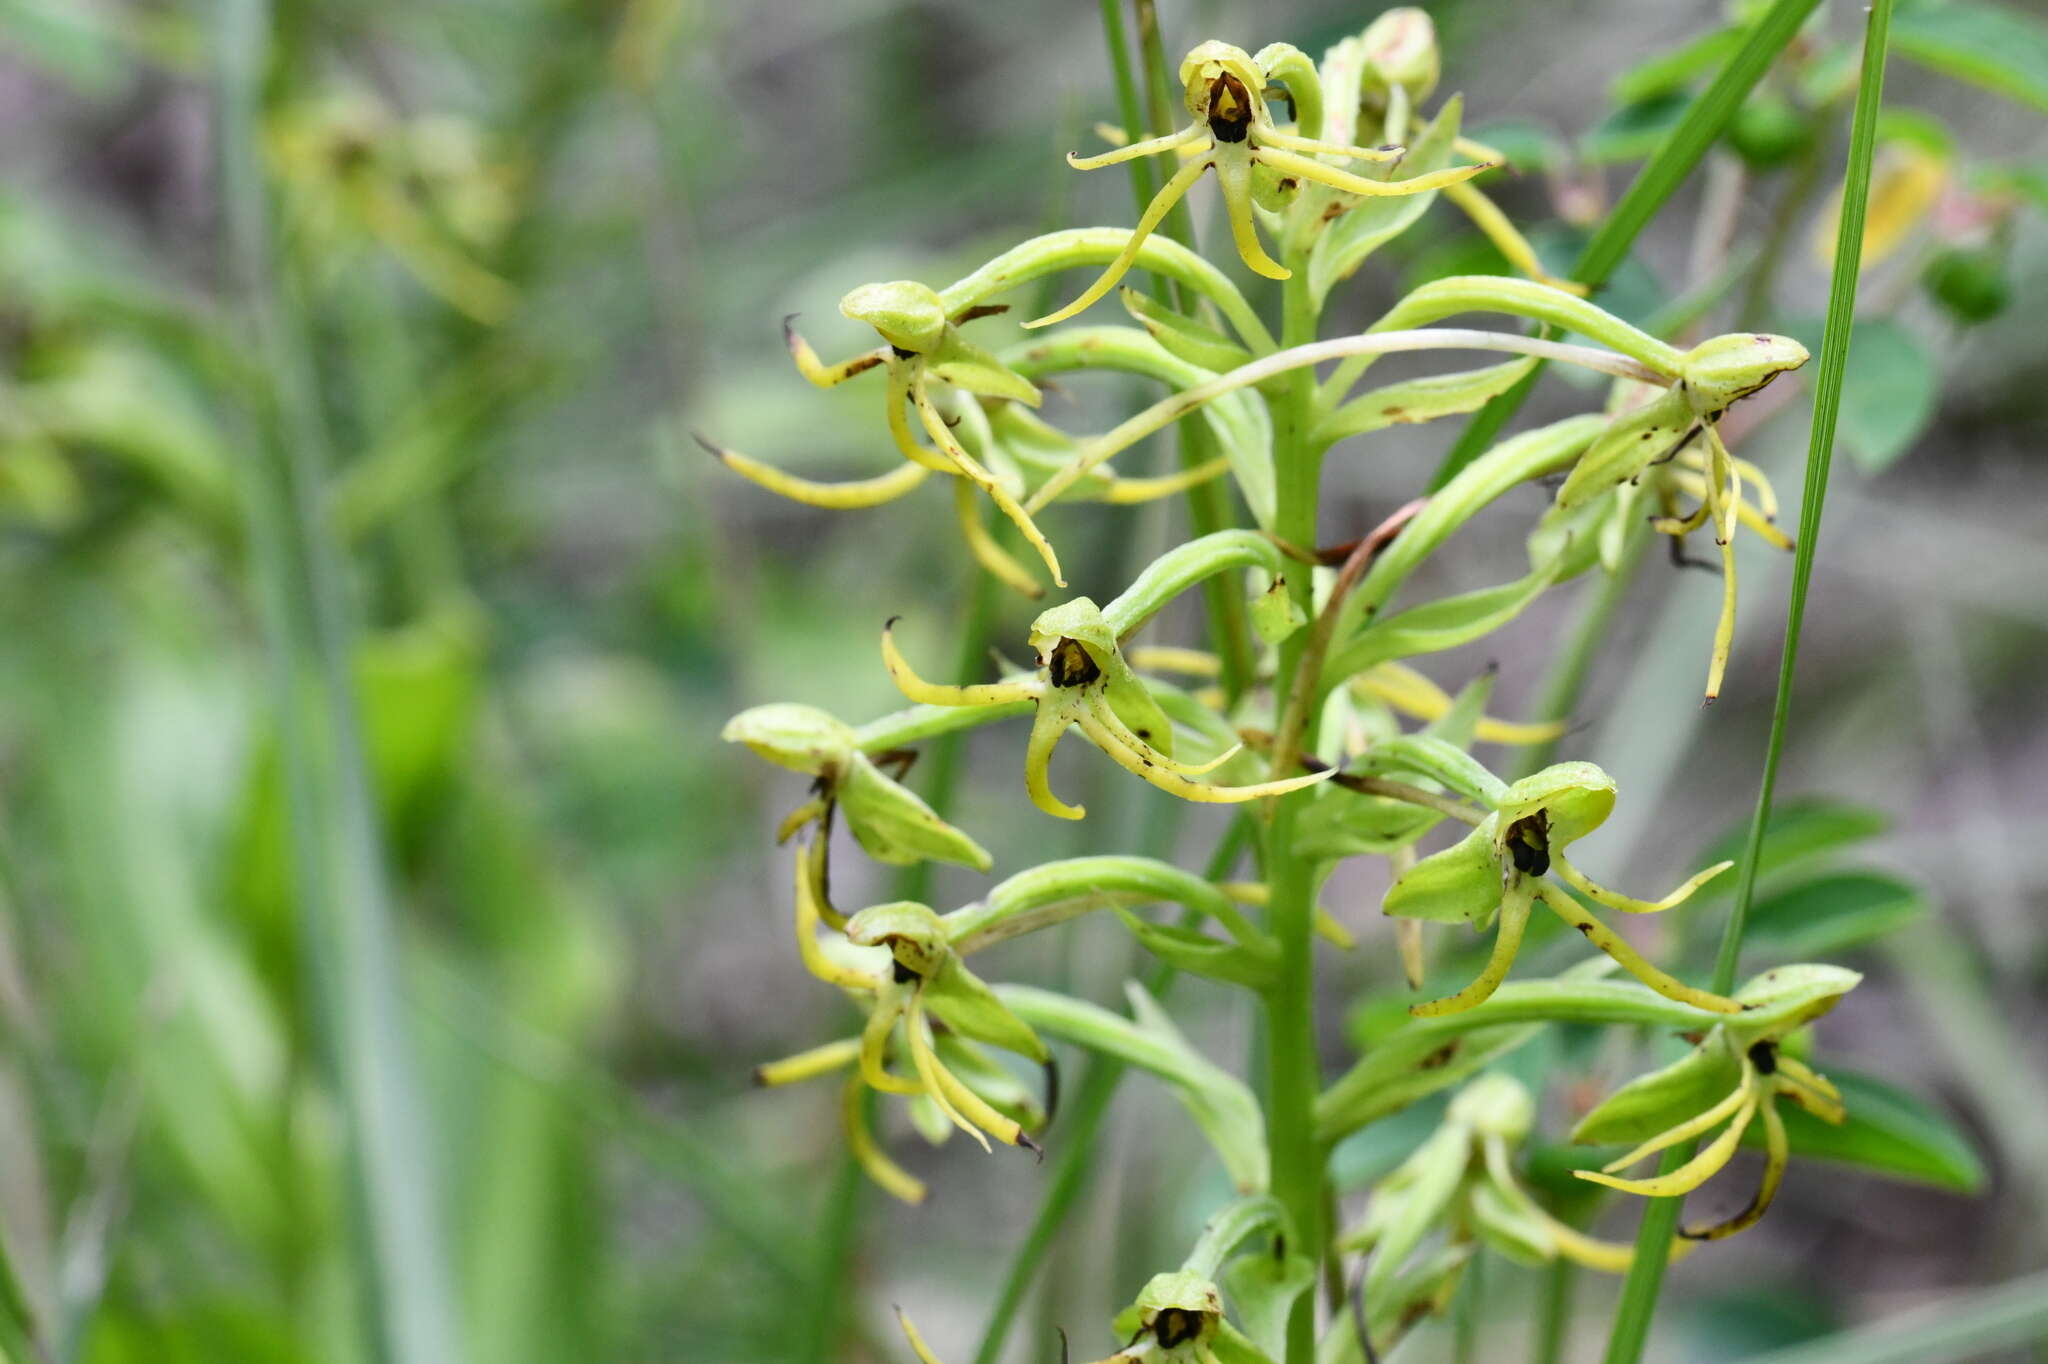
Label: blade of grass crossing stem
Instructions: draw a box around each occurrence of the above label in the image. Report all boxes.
[214,5,470,1363]
[1603,8,1893,1363]
[1429,0,1822,490]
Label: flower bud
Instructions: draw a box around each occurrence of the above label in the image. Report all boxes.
[839,280,948,354]
[1360,8,1441,103]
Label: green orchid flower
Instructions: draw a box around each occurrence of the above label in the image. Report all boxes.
[1030,41,1492,327]
[1571,965,1858,1240]
[721,701,992,871]
[699,278,1068,586]
[1383,761,1739,1016]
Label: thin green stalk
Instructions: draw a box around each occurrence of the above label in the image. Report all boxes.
[1429,0,1823,490]
[1536,1255,1578,1364]
[1513,518,1651,779]
[1264,262,1324,1364]
[1604,7,1892,1361]
[215,5,469,1363]
[971,818,1250,1364]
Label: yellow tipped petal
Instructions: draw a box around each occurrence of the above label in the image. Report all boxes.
[1215,153,1290,280]
[1027,153,1212,328]
[1097,456,1233,504]
[802,835,849,930]
[1680,1096,1787,1240]
[784,319,888,388]
[1251,145,1492,198]
[706,435,931,509]
[1728,454,1781,521]
[1575,1092,1757,1198]
[1550,855,1733,915]
[1535,887,1743,1013]
[1599,1067,1756,1174]
[1067,124,1206,169]
[1314,906,1357,950]
[1705,523,1737,704]
[1083,690,1236,776]
[1409,883,1531,1017]
[912,381,1065,587]
[906,993,1026,1151]
[754,1036,862,1088]
[844,1077,927,1204]
[1473,715,1571,745]
[953,477,1043,598]
[775,796,825,843]
[881,622,1041,708]
[1076,708,1330,805]
[1024,698,1086,820]
[1254,127,1403,162]
[897,1309,949,1364]
[1774,1056,1841,1105]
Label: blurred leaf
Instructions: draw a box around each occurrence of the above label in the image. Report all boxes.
[1581,95,1689,164]
[1612,26,1743,104]
[1464,119,1567,173]
[1743,871,1927,958]
[1695,799,1889,893]
[1892,0,2048,113]
[1781,319,1937,473]
[1756,1068,1986,1193]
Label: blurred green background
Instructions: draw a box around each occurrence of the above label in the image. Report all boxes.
[0,0,2044,1360]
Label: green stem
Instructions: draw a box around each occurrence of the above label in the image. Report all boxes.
[1536,1253,1579,1364]
[1428,0,1824,490]
[1513,518,1651,779]
[1604,6,1892,1361]
[1264,261,1324,1364]
[970,819,1250,1364]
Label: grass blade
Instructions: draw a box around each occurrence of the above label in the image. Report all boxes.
[214,4,470,1361]
[1429,0,1822,490]
[1602,4,1895,1361]
[1735,1268,2048,1364]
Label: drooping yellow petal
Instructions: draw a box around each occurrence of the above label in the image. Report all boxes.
[881,622,1042,708]
[844,1076,927,1204]
[795,843,882,990]
[1097,456,1233,504]
[1409,881,1532,1017]
[775,796,825,843]
[753,1036,862,1088]
[1084,689,1238,776]
[1549,854,1733,915]
[912,378,1065,587]
[886,360,958,473]
[1028,152,1213,328]
[1214,150,1289,280]
[953,477,1043,598]
[1576,1089,1758,1198]
[1680,1094,1787,1240]
[1024,694,1086,820]
[1535,887,1743,1014]
[1702,432,1739,704]
[1130,645,1223,678]
[859,991,926,1098]
[1599,1063,1756,1173]
[1354,662,1568,746]
[906,992,1027,1151]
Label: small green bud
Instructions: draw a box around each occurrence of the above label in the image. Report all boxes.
[839,280,948,353]
[1359,8,1441,102]
[1249,577,1306,645]
[1728,92,1814,169]
[1678,332,1809,419]
[845,901,949,977]
[721,702,855,772]
[1448,1072,1534,1143]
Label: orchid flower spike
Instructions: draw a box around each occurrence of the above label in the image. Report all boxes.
[1571,965,1859,1241]
[701,279,1069,588]
[1555,334,1810,700]
[1383,761,1739,1016]
[754,836,1052,1201]
[883,591,1329,820]
[1030,40,1492,327]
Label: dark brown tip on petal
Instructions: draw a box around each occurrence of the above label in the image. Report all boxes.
[885,614,903,631]
[1057,1326,1070,1364]
[750,1066,769,1086]
[1041,1057,1061,1129]
[691,431,733,464]
[781,313,801,343]
[1018,1130,1044,1161]
[1702,693,1718,707]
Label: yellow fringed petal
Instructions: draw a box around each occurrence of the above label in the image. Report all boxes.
[906,993,1027,1151]
[1024,695,1087,820]
[1442,180,1589,294]
[795,842,881,990]
[1576,1091,1758,1198]
[1250,145,1492,199]
[1076,707,1331,805]
[1067,123,1208,170]
[1535,887,1743,1014]
[1215,151,1289,280]
[753,1036,862,1088]
[953,477,1043,598]
[1680,1095,1787,1240]
[707,435,930,509]
[1599,1065,1756,1174]
[881,623,1041,708]
[1096,456,1233,504]
[897,1309,949,1364]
